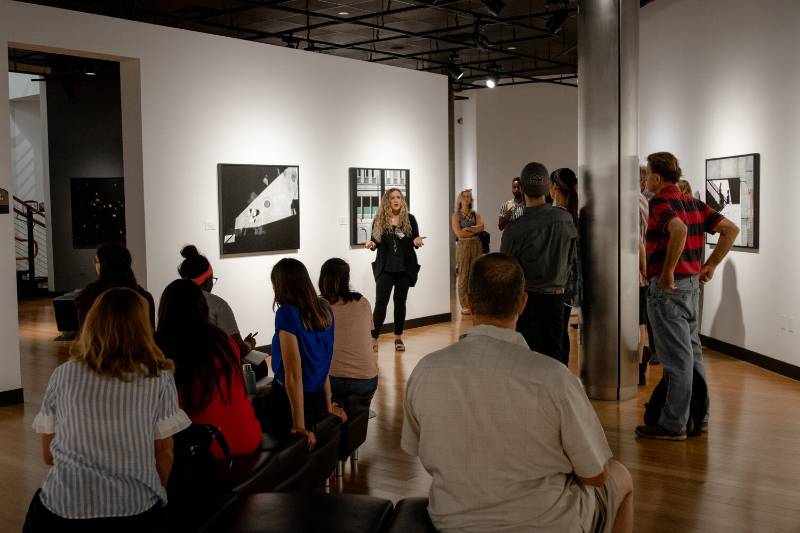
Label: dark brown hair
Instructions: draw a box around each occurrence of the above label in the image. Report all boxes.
[272,258,332,331]
[155,279,242,416]
[467,253,526,319]
[551,168,578,226]
[647,152,682,183]
[318,258,362,304]
[72,287,174,380]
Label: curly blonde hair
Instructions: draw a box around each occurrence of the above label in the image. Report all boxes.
[454,189,474,215]
[372,188,412,242]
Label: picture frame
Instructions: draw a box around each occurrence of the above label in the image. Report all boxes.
[349,168,410,245]
[705,153,759,250]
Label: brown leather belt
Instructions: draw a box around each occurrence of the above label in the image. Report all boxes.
[527,287,565,295]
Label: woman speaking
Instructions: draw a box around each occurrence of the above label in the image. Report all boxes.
[365,188,425,352]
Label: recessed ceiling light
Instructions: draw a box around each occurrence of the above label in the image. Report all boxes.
[507,46,517,50]
[338,11,350,15]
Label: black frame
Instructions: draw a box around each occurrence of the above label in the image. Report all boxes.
[349,167,410,246]
[217,163,300,256]
[705,153,759,250]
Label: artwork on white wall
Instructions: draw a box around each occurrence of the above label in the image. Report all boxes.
[218,164,299,255]
[71,177,126,248]
[705,153,759,250]
[349,168,410,245]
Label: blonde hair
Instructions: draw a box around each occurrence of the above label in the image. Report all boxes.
[372,188,412,242]
[678,179,693,195]
[72,287,174,380]
[454,189,474,215]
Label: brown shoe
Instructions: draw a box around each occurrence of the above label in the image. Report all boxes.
[394,339,405,352]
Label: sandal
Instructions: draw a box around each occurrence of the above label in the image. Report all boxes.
[394,339,405,352]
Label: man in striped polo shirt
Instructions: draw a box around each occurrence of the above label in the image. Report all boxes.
[636,152,739,441]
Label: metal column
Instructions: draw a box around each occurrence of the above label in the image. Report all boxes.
[578,0,639,401]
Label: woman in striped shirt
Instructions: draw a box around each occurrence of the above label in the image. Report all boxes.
[24,288,191,533]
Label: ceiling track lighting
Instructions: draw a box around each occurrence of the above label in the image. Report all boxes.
[485,62,500,89]
[546,11,569,35]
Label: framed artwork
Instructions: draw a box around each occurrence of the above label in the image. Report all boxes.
[70,177,126,248]
[349,168,410,245]
[705,153,759,249]
[218,164,299,255]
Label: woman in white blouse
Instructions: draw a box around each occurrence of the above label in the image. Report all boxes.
[24,287,190,532]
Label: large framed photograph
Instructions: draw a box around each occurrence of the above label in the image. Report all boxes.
[71,177,126,248]
[705,154,759,249]
[218,164,299,255]
[349,168,410,245]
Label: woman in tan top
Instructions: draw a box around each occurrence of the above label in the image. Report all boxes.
[318,258,379,405]
[451,189,485,315]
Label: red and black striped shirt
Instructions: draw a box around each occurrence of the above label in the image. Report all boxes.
[646,185,724,278]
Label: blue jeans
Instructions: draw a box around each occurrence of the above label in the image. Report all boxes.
[647,276,707,433]
[330,376,379,406]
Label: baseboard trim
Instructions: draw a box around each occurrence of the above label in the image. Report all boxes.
[379,313,452,335]
[700,335,800,381]
[254,312,453,354]
[0,388,24,406]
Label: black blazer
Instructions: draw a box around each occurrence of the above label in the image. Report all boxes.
[369,214,421,287]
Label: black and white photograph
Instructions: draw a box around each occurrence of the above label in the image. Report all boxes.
[350,167,410,245]
[218,164,299,255]
[70,177,126,248]
[705,153,759,249]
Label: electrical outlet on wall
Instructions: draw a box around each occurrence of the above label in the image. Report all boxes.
[204,221,217,231]
[338,216,347,226]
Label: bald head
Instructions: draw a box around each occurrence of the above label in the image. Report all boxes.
[468,253,526,320]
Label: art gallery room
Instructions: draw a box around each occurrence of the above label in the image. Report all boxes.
[1,0,799,531]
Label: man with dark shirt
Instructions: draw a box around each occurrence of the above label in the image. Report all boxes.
[636,152,739,441]
[500,162,577,361]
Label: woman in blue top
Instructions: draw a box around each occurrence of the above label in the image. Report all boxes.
[268,258,346,448]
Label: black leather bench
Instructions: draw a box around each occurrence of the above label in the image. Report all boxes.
[52,289,81,335]
[207,493,393,533]
[336,394,372,475]
[386,497,438,532]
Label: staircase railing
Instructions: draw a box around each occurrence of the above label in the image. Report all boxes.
[13,196,47,291]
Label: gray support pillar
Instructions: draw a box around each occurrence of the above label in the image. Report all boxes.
[578,0,639,400]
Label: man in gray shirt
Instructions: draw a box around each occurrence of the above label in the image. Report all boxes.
[500,161,577,361]
[402,253,633,533]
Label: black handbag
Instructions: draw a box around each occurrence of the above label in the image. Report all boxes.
[477,231,490,254]
[168,424,232,498]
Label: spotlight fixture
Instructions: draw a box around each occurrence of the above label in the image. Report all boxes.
[485,62,500,88]
[448,63,465,80]
[507,46,517,50]
[338,11,349,15]
[481,0,505,17]
[485,76,496,89]
[473,20,490,51]
[84,66,96,76]
[546,10,569,34]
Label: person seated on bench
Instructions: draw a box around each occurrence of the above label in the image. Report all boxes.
[25,288,190,532]
[156,279,261,459]
[318,258,378,407]
[177,245,265,370]
[75,242,155,329]
[401,253,634,533]
[266,258,346,449]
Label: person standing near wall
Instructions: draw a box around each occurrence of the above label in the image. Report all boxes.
[365,188,425,352]
[550,168,580,367]
[500,162,577,361]
[497,177,525,231]
[636,152,739,441]
[451,189,485,315]
[639,165,658,367]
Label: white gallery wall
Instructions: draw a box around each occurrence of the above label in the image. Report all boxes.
[640,0,800,367]
[0,0,449,395]
[457,83,577,252]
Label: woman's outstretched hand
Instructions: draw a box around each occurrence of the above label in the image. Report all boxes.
[413,236,427,248]
[365,240,377,250]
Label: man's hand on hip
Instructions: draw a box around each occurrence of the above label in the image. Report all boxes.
[699,263,716,285]
[658,271,676,291]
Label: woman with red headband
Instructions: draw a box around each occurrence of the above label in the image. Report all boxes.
[178,245,260,365]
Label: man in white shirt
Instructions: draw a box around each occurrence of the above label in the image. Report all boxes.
[402,253,633,532]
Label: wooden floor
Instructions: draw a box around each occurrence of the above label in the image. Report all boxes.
[3,299,800,532]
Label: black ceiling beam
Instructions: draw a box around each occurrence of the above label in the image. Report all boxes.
[234,1,576,69]
[408,0,556,35]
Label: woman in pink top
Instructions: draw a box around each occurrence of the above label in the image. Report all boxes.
[318,258,379,405]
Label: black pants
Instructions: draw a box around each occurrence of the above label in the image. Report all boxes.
[23,490,165,533]
[255,381,327,438]
[639,286,657,353]
[517,291,565,362]
[559,305,572,367]
[372,272,411,337]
